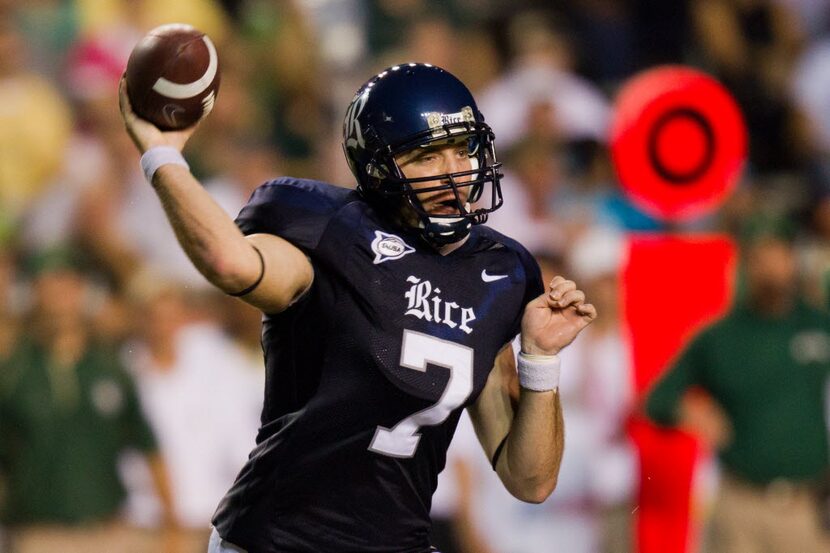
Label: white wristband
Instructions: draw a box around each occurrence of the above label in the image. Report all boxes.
[517,352,561,392]
[140,146,189,183]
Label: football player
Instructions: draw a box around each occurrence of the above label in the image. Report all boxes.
[119,63,596,553]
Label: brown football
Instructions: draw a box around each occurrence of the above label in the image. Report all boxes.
[125,23,220,130]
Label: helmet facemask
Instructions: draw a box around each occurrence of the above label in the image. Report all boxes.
[361,120,504,246]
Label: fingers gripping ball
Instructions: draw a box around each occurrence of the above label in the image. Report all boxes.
[125,23,220,130]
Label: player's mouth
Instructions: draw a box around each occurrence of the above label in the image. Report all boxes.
[426,195,467,216]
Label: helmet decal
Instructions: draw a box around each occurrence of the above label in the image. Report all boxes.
[425,106,476,139]
[344,91,369,151]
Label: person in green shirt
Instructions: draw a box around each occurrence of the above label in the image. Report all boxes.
[646,220,830,553]
[0,248,181,553]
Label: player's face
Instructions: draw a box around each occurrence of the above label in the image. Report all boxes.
[745,237,797,307]
[395,141,474,216]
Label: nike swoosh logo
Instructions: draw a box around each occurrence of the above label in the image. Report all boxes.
[153,35,218,99]
[162,104,185,127]
[481,269,508,282]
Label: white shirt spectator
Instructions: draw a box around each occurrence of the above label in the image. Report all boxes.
[121,323,263,528]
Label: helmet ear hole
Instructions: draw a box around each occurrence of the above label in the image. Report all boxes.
[366,163,382,178]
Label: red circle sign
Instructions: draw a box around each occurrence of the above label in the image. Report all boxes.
[610,66,747,222]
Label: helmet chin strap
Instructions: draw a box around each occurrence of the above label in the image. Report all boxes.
[422,219,472,246]
[418,203,473,246]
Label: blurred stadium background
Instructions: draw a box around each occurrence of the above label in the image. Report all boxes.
[0,1,829,552]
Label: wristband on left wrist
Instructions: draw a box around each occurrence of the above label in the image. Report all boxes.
[517,351,561,391]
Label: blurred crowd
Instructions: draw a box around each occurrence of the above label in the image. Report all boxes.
[0,0,829,552]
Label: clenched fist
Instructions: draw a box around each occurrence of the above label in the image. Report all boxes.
[520,276,597,356]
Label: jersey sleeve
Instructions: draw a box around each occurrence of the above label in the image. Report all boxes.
[234,177,352,254]
[506,246,544,342]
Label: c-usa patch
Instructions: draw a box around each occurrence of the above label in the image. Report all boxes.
[372,230,415,264]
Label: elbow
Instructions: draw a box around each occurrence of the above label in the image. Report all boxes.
[527,477,558,504]
[509,475,558,504]
[204,267,244,294]
[203,252,254,293]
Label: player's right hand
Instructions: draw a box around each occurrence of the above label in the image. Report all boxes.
[118,76,198,154]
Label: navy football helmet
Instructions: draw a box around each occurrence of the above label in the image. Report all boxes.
[343,63,503,245]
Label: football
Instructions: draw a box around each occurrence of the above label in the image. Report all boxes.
[125,23,220,130]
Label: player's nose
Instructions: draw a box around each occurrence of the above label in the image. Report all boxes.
[441,152,471,181]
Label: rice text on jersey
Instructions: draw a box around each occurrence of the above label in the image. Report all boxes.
[404,275,476,334]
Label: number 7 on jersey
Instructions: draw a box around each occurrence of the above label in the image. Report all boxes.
[369,330,474,458]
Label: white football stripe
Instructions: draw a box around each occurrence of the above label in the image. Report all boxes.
[152,35,218,99]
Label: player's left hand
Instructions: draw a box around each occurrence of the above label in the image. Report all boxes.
[520,276,597,356]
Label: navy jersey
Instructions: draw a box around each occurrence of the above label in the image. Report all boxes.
[213,178,543,553]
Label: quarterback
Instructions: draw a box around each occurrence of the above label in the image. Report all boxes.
[119,63,596,553]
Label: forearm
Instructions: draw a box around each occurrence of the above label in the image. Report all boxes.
[469,345,565,504]
[119,78,256,292]
[471,276,595,504]
[119,78,312,311]
[497,387,563,503]
[151,164,261,292]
